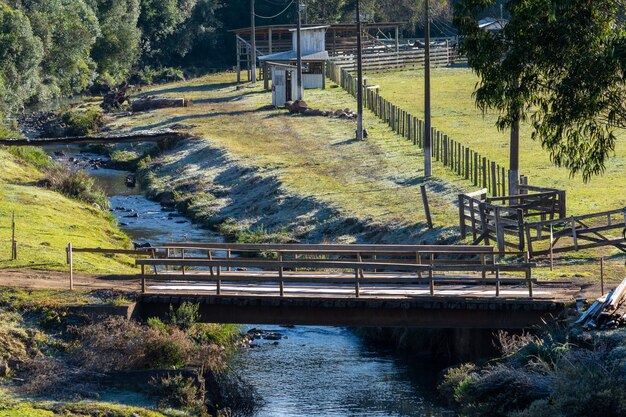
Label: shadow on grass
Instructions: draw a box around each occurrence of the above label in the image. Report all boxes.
[130,108,268,131]
[330,138,361,146]
[136,81,239,97]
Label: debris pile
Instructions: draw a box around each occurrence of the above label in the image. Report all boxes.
[101,82,133,111]
[576,277,626,329]
[284,100,357,119]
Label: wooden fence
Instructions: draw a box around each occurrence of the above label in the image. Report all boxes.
[458,185,566,253]
[458,186,626,258]
[326,59,513,197]
[331,47,460,73]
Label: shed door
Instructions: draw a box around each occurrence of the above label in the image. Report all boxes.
[273,69,286,107]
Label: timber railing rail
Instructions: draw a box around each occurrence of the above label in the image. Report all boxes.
[133,243,536,298]
[525,208,626,260]
[326,58,514,197]
[65,243,156,290]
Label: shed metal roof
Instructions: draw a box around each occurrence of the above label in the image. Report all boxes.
[258,50,329,62]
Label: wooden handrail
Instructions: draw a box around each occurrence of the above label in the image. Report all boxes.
[136,258,432,272]
[156,242,495,253]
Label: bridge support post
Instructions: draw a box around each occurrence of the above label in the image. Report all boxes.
[354,268,360,298]
[279,253,284,297]
[141,264,146,294]
[495,268,500,297]
[429,269,434,296]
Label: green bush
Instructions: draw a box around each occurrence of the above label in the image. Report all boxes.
[146,317,168,335]
[61,108,104,136]
[169,302,199,331]
[129,66,185,86]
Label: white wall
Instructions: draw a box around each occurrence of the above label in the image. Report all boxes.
[303,74,323,89]
[292,29,326,54]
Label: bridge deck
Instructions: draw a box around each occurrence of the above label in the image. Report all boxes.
[142,270,576,301]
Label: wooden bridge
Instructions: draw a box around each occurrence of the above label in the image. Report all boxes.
[69,243,578,329]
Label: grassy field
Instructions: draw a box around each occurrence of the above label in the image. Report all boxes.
[108,72,626,281]
[364,67,626,216]
[114,72,472,229]
[0,148,135,274]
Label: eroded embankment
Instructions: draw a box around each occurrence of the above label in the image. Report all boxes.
[135,137,459,245]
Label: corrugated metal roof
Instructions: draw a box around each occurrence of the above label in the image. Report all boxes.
[288,25,329,32]
[259,50,329,62]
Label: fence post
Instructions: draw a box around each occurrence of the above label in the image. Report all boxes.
[549,224,554,271]
[491,161,498,197]
[465,147,470,180]
[459,194,466,239]
[68,243,74,290]
[494,208,505,253]
[482,157,488,189]
[473,153,478,186]
[420,185,434,229]
[11,211,17,261]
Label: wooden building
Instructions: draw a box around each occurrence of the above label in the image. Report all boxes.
[232,23,403,83]
[259,26,329,106]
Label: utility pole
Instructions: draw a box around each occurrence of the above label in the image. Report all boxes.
[296,1,303,100]
[509,79,520,196]
[424,0,432,176]
[251,0,257,83]
[356,0,364,140]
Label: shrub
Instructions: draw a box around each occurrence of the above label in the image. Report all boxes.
[61,108,104,136]
[72,316,196,372]
[42,166,109,210]
[169,302,199,331]
[151,373,205,412]
[146,317,168,334]
[144,326,194,369]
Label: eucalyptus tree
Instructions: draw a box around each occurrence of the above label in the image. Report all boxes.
[456,0,626,186]
[21,0,100,99]
[0,3,43,115]
[87,0,142,81]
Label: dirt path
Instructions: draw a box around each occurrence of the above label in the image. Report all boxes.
[0,269,140,292]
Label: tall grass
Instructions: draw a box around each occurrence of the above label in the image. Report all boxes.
[6,146,56,170]
[42,166,109,210]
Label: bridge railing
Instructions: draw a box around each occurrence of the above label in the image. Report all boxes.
[136,243,536,298]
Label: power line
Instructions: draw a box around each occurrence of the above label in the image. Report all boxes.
[255,0,295,19]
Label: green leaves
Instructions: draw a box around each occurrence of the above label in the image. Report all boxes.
[456,0,626,181]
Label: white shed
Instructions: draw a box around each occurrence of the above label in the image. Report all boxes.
[259,26,329,106]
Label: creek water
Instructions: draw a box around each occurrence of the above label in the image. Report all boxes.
[46,146,454,417]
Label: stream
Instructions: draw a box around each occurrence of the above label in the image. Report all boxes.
[46,145,454,417]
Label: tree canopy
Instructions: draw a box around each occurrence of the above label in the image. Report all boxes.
[455,0,626,181]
